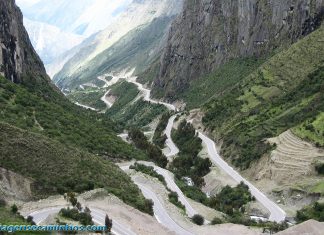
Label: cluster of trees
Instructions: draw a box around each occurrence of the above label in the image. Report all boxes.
[61,192,113,232]
[171,120,212,187]
[131,163,186,211]
[153,112,170,148]
[209,182,254,216]
[60,192,94,226]
[168,192,185,210]
[129,129,168,167]
[106,81,166,129]
[296,201,324,223]
[60,207,93,226]
[130,163,166,185]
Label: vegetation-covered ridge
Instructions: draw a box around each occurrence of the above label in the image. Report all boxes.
[0,122,153,214]
[202,26,324,169]
[0,76,145,160]
[106,80,167,129]
[129,129,168,168]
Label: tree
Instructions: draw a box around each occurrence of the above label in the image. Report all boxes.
[105,214,113,232]
[76,202,82,211]
[67,192,78,207]
[11,204,18,214]
[192,214,204,225]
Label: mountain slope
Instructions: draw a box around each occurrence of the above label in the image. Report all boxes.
[55,16,174,90]
[202,25,324,169]
[23,18,85,65]
[0,122,151,214]
[0,0,151,214]
[53,0,183,87]
[151,0,324,100]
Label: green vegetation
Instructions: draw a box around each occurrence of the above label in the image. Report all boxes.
[293,112,324,147]
[0,76,145,160]
[181,57,268,109]
[296,202,324,223]
[202,27,324,169]
[209,182,254,215]
[129,129,168,167]
[192,214,204,225]
[153,112,170,148]
[315,163,324,175]
[106,81,167,129]
[171,120,212,187]
[67,87,108,110]
[211,217,223,225]
[311,182,324,194]
[0,122,152,214]
[168,192,185,211]
[59,207,93,226]
[0,202,48,234]
[130,163,166,185]
[175,179,209,205]
[130,163,185,211]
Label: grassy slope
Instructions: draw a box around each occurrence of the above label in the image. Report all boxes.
[0,122,152,214]
[180,57,268,109]
[202,26,324,169]
[106,81,167,129]
[0,76,145,160]
[67,87,108,110]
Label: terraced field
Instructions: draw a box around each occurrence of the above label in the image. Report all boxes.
[268,130,324,183]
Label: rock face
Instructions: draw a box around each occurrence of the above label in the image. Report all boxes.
[152,0,324,100]
[0,0,46,83]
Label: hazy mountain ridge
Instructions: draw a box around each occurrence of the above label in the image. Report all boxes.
[23,18,85,65]
[53,0,183,88]
[16,0,132,75]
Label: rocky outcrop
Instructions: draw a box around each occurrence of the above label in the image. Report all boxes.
[0,0,46,83]
[152,0,324,100]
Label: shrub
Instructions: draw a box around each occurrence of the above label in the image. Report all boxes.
[11,204,18,214]
[192,214,204,225]
[211,217,223,225]
[315,163,324,175]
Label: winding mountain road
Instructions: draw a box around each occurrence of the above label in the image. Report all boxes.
[136,182,194,235]
[198,133,286,222]
[26,207,136,235]
[164,115,180,157]
[122,161,197,218]
[127,76,286,223]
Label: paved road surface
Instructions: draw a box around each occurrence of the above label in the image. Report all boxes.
[101,89,113,108]
[27,206,136,235]
[128,76,286,222]
[164,115,180,157]
[198,132,286,222]
[75,102,98,111]
[123,161,197,218]
[135,182,194,235]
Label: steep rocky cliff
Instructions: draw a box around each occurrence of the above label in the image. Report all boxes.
[0,0,46,83]
[152,0,324,100]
